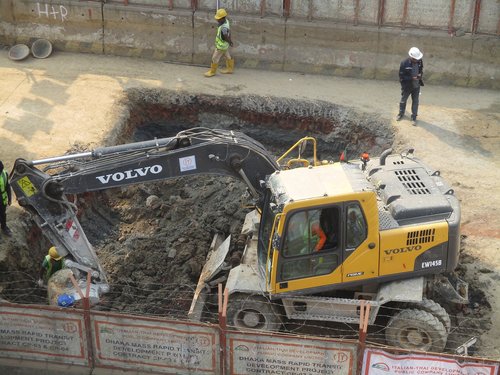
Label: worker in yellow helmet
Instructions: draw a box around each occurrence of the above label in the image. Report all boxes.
[204,8,234,77]
[37,246,65,287]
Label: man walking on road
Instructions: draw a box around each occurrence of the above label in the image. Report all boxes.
[0,161,12,237]
[397,47,424,125]
[204,8,234,77]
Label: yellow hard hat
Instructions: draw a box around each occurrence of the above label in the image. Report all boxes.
[215,8,227,20]
[48,246,62,260]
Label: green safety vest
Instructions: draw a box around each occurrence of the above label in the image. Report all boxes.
[0,170,8,205]
[43,254,64,280]
[215,20,230,50]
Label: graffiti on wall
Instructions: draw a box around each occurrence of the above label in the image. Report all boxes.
[37,3,68,21]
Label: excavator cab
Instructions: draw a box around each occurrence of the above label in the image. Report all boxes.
[263,189,380,296]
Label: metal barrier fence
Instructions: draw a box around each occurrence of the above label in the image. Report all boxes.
[104,0,498,36]
[1,298,499,375]
[0,301,357,374]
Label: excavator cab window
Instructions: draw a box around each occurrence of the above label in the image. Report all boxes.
[345,204,367,249]
[280,206,341,281]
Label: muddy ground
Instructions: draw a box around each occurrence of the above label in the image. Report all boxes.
[0,51,498,359]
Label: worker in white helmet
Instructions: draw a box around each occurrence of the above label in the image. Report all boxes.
[396,47,424,125]
[204,8,234,77]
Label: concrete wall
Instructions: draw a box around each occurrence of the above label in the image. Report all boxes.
[0,0,498,89]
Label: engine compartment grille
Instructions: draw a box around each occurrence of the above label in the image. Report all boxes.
[407,228,436,245]
[395,169,431,195]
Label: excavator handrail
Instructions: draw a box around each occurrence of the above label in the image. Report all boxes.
[276,137,319,167]
[266,213,282,290]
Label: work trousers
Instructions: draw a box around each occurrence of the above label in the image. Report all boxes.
[211,48,231,64]
[399,83,420,120]
[0,204,6,230]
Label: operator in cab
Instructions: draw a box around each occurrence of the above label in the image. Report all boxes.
[37,246,65,287]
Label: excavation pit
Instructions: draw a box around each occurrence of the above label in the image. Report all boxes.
[87,89,394,318]
[1,89,393,312]
[0,89,492,352]
[6,89,492,352]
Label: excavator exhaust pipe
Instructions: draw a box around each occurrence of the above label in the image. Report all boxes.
[379,148,393,166]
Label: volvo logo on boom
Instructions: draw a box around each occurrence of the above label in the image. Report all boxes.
[384,244,422,255]
[95,165,163,184]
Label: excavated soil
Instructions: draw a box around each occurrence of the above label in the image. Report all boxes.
[0,89,493,356]
[83,89,393,318]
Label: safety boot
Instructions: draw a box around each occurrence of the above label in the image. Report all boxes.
[220,58,234,74]
[204,63,218,77]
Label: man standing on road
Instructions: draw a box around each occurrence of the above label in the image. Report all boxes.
[397,47,424,125]
[204,8,234,77]
[0,161,12,237]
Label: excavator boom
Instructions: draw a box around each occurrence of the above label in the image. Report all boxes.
[10,128,278,299]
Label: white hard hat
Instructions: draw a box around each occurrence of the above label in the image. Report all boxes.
[409,47,423,60]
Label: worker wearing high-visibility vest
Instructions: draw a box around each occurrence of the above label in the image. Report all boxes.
[0,160,12,237]
[38,246,65,287]
[204,8,234,77]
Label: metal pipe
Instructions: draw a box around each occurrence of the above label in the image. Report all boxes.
[237,168,258,198]
[402,0,409,29]
[471,0,481,34]
[92,137,178,156]
[377,0,385,26]
[283,0,291,18]
[32,137,179,165]
[448,0,456,35]
[32,152,93,166]
[379,148,393,166]
[354,0,360,26]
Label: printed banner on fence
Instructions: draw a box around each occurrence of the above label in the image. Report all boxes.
[92,312,219,374]
[362,349,499,375]
[227,331,356,375]
[0,304,88,365]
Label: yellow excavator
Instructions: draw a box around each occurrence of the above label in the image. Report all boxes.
[10,128,467,352]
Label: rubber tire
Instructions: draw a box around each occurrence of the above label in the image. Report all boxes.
[226,295,282,332]
[385,309,447,352]
[407,298,451,333]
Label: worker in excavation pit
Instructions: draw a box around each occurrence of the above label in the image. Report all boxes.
[37,246,65,287]
[204,8,234,77]
[0,160,12,237]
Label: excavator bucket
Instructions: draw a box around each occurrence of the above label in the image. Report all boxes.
[188,234,232,320]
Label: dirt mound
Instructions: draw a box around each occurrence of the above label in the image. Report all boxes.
[82,176,248,319]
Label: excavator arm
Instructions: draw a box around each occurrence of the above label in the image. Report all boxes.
[10,128,278,300]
